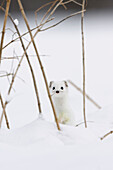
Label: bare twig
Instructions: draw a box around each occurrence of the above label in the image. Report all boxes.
[0,0,11,63]
[68,80,101,109]
[0,6,42,127]
[63,0,82,6]
[0,73,13,77]
[1,54,49,60]
[81,0,87,128]
[1,0,57,127]
[18,0,60,130]
[0,94,10,129]
[1,0,5,7]
[75,121,94,127]
[35,1,56,26]
[2,1,81,49]
[100,131,113,140]
[40,10,86,32]
[2,17,54,50]
[40,0,58,25]
[7,9,42,114]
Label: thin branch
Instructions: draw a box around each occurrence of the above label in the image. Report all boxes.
[40,10,86,32]
[0,6,42,127]
[68,80,101,109]
[45,0,63,21]
[1,0,56,127]
[0,73,13,77]
[63,0,82,6]
[1,7,42,108]
[7,10,42,114]
[81,0,87,128]
[2,17,54,50]
[0,0,11,63]
[39,0,58,25]
[75,121,94,127]
[35,1,54,14]
[0,94,10,129]
[1,54,49,60]
[100,131,113,140]
[0,1,54,126]
[61,2,67,9]
[17,0,60,130]
[2,0,81,49]
[0,27,15,34]
[1,0,5,7]
[35,1,55,26]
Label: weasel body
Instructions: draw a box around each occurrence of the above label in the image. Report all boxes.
[49,81,75,125]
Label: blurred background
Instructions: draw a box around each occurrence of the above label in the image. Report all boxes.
[1,0,113,11]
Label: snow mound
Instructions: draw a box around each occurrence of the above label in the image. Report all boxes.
[0,107,113,170]
[0,117,96,146]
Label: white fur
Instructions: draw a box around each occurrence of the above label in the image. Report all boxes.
[49,81,76,126]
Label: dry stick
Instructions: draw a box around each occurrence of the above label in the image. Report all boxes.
[37,0,73,33]
[0,50,25,128]
[3,10,84,49]
[7,11,42,114]
[100,131,113,140]
[35,1,54,26]
[2,0,78,50]
[35,0,70,27]
[0,73,13,77]
[0,7,42,128]
[2,0,77,50]
[46,0,63,20]
[40,10,86,32]
[36,0,62,30]
[81,0,87,128]
[0,0,58,127]
[17,0,60,130]
[0,0,11,63]
[4,17,52,94]
[2,17,54,50]
[1,0,5,7]
[39,0,58,26]
[63,0,82,6]
[68,80,101,109]
[0,15,40,128]
[0,94,10,129]
[35,0,63,35]
[61,2,67,10]
[1,55,49,60]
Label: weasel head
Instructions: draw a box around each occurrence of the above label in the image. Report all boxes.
[49,81,68,98]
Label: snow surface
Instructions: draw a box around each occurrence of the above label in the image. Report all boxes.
[1,10,113,170]
[0,115,113,170]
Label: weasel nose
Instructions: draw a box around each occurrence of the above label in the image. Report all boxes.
[56,90,59,94]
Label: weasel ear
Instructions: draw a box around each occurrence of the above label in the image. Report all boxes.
[64,81,68,87]
[49,81,54,88]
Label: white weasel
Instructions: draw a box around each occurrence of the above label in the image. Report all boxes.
[49,81,76,126]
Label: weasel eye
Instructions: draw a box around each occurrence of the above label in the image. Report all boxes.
[52,87,55,90]
[61,87,64,90]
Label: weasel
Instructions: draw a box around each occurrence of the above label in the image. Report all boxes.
[49,81,76,126]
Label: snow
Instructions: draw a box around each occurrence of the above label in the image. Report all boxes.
[14,19,19,26]
[0,115,113,170]
[1,10,113,170]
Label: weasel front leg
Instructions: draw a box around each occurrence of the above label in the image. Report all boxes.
[58,114,69,124]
